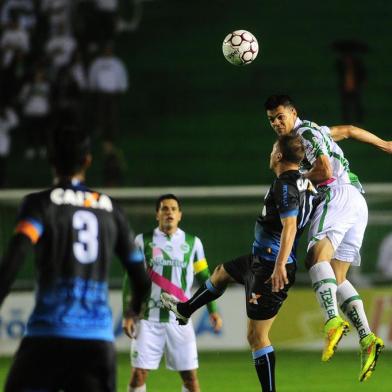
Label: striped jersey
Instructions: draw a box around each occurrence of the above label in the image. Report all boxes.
[123,227,216,323]
[294,118,363,191]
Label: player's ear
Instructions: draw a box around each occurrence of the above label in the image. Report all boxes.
[276,152,283,162]
[290,106,297,117]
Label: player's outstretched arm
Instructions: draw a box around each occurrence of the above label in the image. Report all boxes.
[0,234,33,307]
[330,125,392,154]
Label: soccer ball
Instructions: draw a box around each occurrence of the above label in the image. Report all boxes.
[222,30,259,66]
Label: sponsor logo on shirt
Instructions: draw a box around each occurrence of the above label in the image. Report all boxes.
[150,257,187,268]
[180,243,190,253]
[50,188,113,211]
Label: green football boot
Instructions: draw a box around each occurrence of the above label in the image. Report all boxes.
[322,316,350,362]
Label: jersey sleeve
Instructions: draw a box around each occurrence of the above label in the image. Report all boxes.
[299,126,329,165]
[273,178,300,219]
[15,194,45,244]
[134,233,144,253]
[193,237,217,314]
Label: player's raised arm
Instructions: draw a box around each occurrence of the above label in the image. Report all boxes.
[330,125,392,153]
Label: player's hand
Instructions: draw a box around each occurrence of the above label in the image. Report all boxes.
[122,317,137,339]
[209,312,223,333]
[269,264,288,293]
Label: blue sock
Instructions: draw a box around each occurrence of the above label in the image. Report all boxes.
[252,346,276,392]
[177,278,224,317]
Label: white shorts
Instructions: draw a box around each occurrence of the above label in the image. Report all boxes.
[130,319,198,371]
[307,184,368,266]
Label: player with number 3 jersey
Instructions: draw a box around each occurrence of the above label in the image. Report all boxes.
[0,125,150,392]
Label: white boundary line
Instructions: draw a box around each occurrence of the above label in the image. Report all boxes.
[0,183,390,200]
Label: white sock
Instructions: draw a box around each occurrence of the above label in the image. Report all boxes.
[129,385,146,392]
[337,280,371,340]
[309,261,339,321]
[181,386,191,392]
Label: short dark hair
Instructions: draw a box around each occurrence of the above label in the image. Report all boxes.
[155,194,181,211]
[276,134,304,164]
[264,95,296,111]
[48,125,90,176]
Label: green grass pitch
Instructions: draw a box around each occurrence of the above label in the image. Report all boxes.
[1,350,391,391]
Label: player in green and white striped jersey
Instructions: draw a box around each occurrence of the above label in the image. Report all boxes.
[122,194,222,392]
[265,95,392,382]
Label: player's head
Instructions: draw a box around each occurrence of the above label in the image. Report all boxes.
[48,124,91,178]
[264,95,298,136]
[156,194,182,234]
[269,134,304,171]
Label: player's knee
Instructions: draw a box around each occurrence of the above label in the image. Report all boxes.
[247,328,268,349]
[130,368,148,387]
[304,252,316,270]
[306,238,335,269]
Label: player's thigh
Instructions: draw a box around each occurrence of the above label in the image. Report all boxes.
[4,337,62,392]
[307,186,364,252]
[164,321,198,371]
[223,254,253,285]
[246,258,296,320]
[64,340,116,392]
[131,320,166,370]
[334,194,368,266]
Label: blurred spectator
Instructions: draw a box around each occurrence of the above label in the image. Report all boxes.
[95,0,118,45]
[74,0,100,58]
[337,54,367,124]
[88,42,128,144]
[102,140,126,186]
[0,49,28,105]
[0,103,18,187]
[377,232,392,279]
[19,67,51,159]
[333,40,368,124]
[52,49,87,124]
[1,0,36,31]
[41,0,72,36]
[0,14,29,67]
[45,22,77,79]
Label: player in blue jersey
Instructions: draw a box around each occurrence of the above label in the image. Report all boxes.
[0,124,151,392]
[161,134,321,392]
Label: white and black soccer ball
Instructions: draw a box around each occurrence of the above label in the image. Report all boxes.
[222,30,259,66]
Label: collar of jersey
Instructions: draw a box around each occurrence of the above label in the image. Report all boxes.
[155,227,183,239]
[293,117,303,132]
[56,179,88,190]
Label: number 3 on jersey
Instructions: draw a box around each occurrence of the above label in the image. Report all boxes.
[73,210,99,264]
